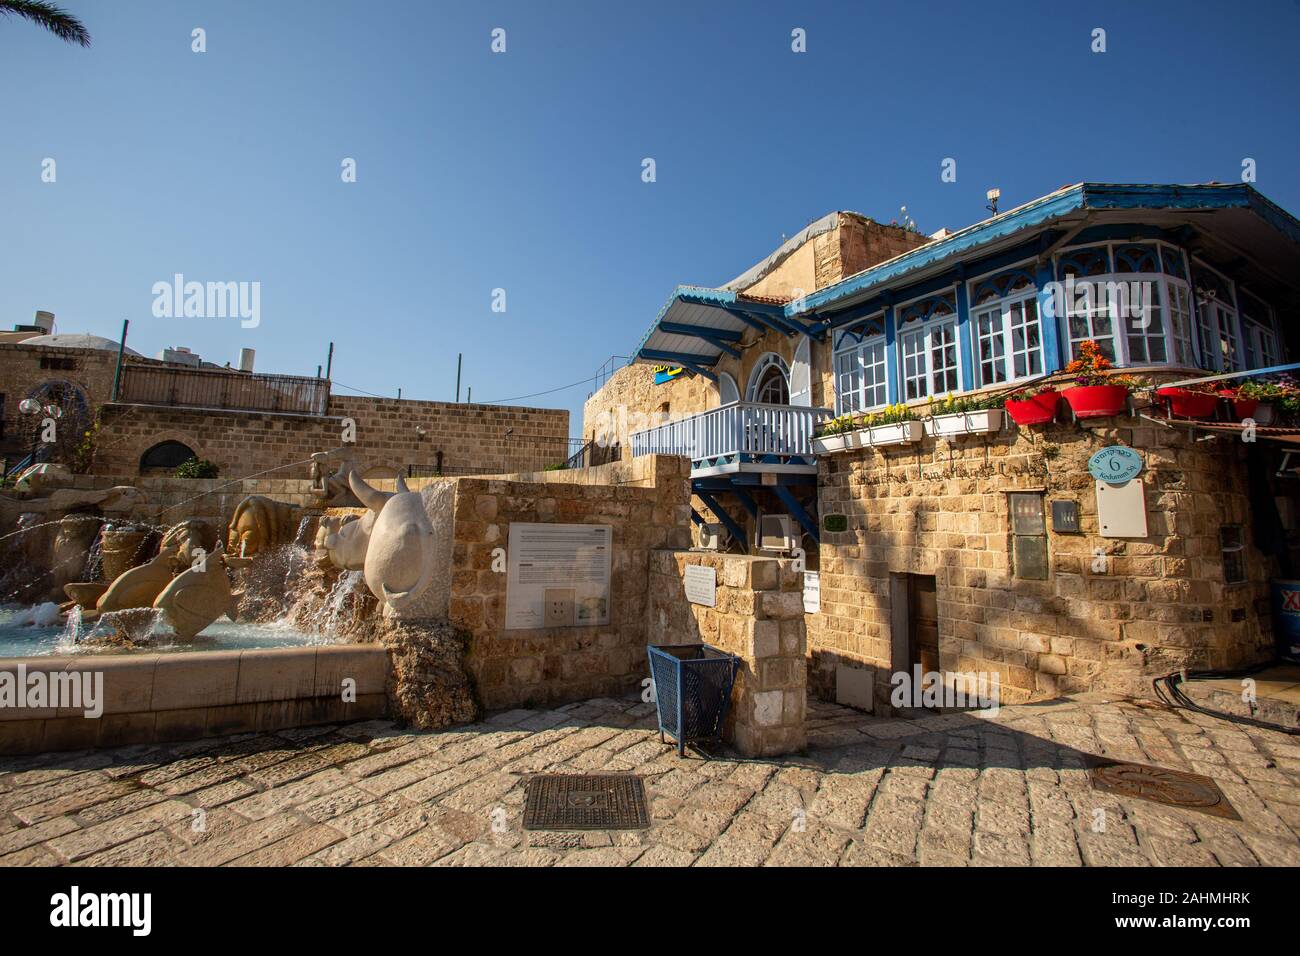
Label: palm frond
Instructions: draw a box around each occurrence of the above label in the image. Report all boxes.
[0,0,91,47]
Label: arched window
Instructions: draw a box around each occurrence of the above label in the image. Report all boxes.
[746,353,790,405]
[140,440,196,473]
[717,372,739,406]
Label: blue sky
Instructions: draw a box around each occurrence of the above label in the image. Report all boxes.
[3,0,1299,437]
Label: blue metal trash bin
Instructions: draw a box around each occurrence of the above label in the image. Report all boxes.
[647,643,739,756]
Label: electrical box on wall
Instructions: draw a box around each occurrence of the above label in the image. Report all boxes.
[1051,499,1080,533]
[1096,479,1148,537]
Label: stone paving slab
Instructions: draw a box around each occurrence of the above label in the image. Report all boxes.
[1,693,1297,867]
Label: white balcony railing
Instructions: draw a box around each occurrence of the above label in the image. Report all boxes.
[629,401,832,462]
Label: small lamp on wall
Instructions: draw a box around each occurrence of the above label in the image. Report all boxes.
[986,187,1001,216]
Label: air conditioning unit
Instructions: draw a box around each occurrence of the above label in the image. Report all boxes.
[757,514,796,554]
[694,522,728,551]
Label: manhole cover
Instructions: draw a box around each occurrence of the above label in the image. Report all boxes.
[522,774,650,830]
[1087,759,1240,819]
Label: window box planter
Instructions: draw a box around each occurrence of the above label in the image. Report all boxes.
[1156,386,1219,419]
[1063,384,1130,419]
[924,408,1004,438]
[812,433,850,455]
[1005,389,1059,426]
[865,420,924,447]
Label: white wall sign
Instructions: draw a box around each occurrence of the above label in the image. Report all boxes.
[505,523,612,630]
[803,571,820,613]
[683,564,717,607]
[1096,479,1148,538]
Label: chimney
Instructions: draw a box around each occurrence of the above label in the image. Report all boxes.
[33,311,55,333]
[239,348,255,372]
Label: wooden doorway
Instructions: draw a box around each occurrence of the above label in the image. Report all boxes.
[890,573,940,710]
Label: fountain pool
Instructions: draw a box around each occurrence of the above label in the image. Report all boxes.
[0,605,346,658]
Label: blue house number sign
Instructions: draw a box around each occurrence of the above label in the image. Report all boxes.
[1088,446,1143,484]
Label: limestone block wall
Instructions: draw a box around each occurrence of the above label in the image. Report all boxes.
[811,415,1276,712]
[448,455,692,710]
[646,551,807,756]
[89,396,568,480]
[0,645,389,755]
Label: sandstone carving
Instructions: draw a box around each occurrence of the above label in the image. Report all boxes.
[160,519,217,571]
[351,472,437,611]
[315,511,370,571]
[228,495,300,557]
[153,539,239,640]
[310,452,362,508]
[83,549,176,620]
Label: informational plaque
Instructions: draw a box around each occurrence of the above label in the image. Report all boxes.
[803,571,821,613]
[683,564,716,607]
[505,523,612,630]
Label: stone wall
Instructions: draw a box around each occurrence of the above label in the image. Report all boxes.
[448,455,692,710]
[90,395,568,480]
[647,550,807,756]
[810,414,1276,713]
[0,645,389,755]
[42,473,322,531]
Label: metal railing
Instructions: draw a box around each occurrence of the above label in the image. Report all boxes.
[629,402,832,461]
[116,365,330,416]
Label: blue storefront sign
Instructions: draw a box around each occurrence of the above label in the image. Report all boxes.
[1271,580,1300,663]
[653,365,684,385]
[1088,446,1143,484]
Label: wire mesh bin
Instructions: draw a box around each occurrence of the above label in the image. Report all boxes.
[647,643,739,756]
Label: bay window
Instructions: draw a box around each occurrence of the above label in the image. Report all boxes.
[971,270,1043,386]
[1057,241,1198,370]
[833,334,887,414]
[1193,261,1243,372]
[897,292,960,400]
[1241,291,1280,370]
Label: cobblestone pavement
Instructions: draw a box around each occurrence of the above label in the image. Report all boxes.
[2,693,1298,867]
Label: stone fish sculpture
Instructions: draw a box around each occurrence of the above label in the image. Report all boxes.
[153,539,243,640]
[349,472,437,612]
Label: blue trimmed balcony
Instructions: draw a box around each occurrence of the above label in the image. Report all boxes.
[628,401,831,478]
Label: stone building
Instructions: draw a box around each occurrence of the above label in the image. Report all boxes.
[0,328,569,481]
[584,182,1300,710]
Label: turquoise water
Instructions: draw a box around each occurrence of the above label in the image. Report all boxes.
[0,605,342,658]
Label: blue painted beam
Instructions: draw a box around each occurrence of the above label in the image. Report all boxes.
[689,508,705,527]
[679,361,718,382]
[1036,261,1063,373]
[732,487,759,518]
[639,348,719,367]
[883,304,899,405]
[658,321,743,342]
[955,280,974,389]
[773,484,820,545]
[696,491,747,553]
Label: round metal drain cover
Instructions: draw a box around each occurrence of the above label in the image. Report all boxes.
[1088,760,1240,819]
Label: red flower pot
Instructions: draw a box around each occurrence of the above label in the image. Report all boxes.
[1064,384,1130,419]
[1004,389,1059,426]
[1230,398,1259,420]
[1156,386,1219,419]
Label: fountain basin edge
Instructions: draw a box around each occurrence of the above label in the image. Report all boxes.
[0,644,390,755]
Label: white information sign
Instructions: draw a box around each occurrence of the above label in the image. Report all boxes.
[803,571,821,613]
[505,523,612,630]
[683,564,717,607]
